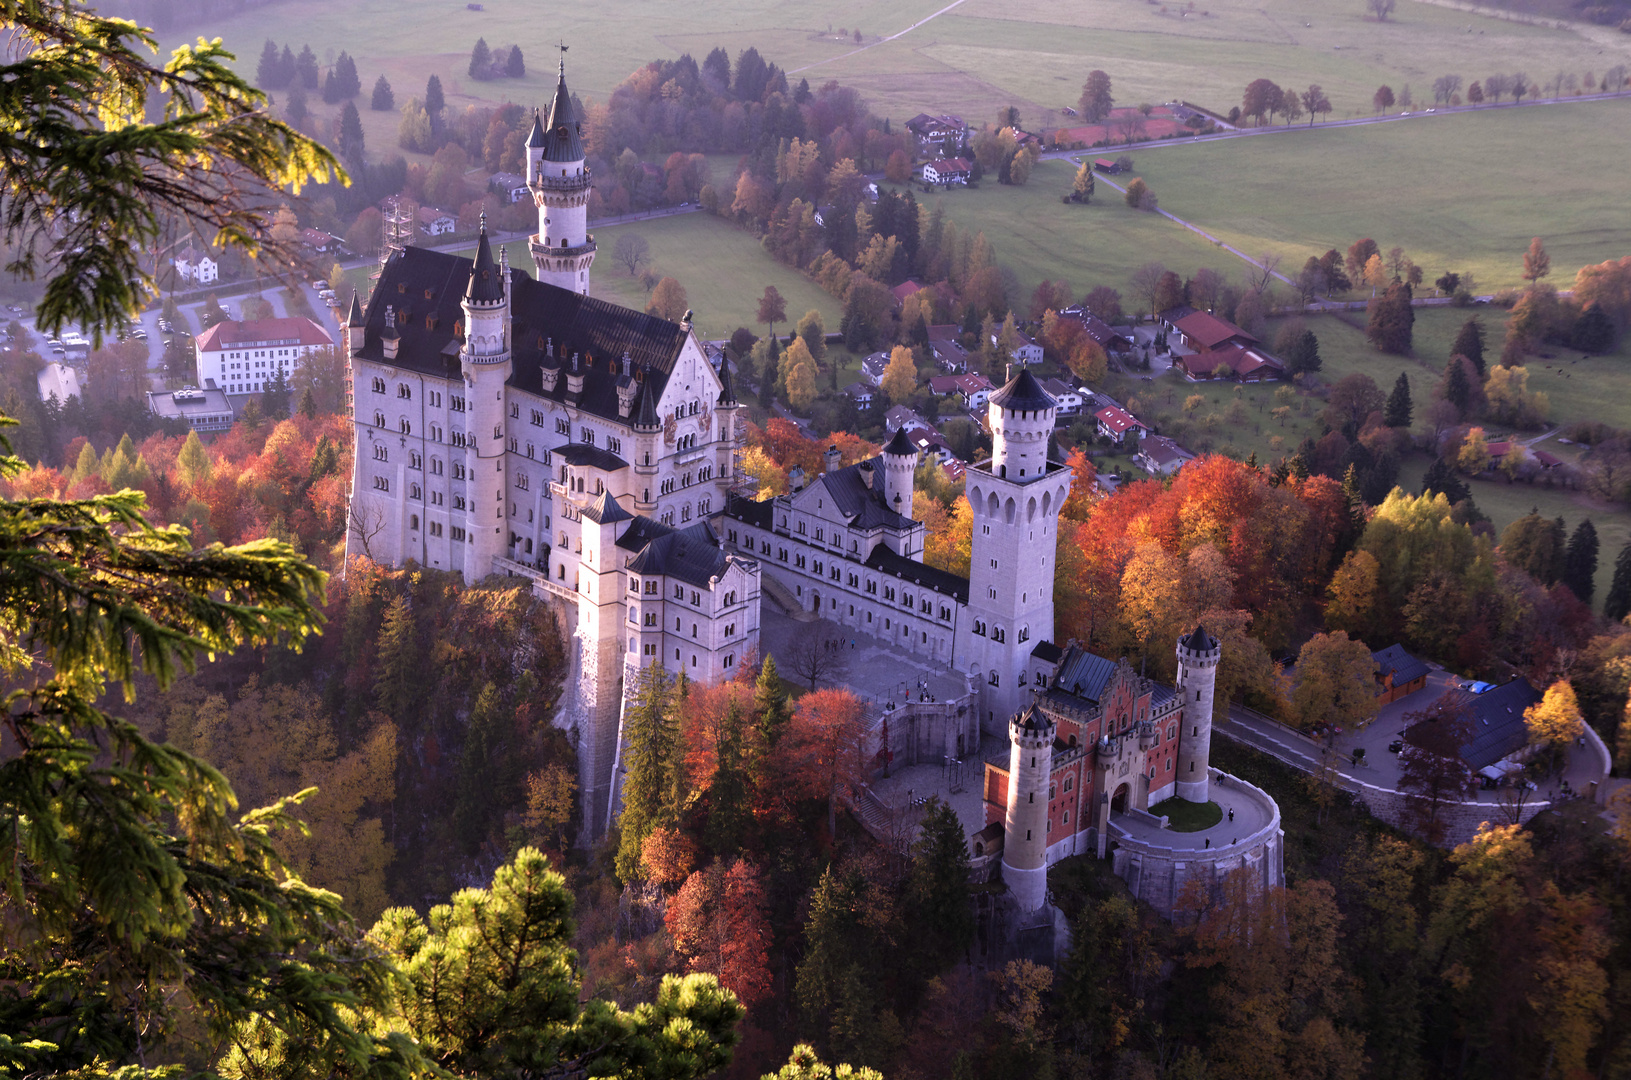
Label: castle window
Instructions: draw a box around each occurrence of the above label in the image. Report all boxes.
[531,409,544,426]
[1018,626,1029,642]
[645,580,657,594]
[1169,725,1176,741]
[556,418,570,434]
[410,514,419,530]
[400,418,412,435]
[371,377,385,393]
[580,427,595,445]
[644,612,656,626]
[372,476,389,492]
[1049,784,1055,799]
[409,483,421,499]
[510,402,519,418]
[410,451,422,469]
[397,384,411,399]
[989,670,999,686]
[527,443,535,459]
[509,437,518,452]
[373,411,385,428]
[1064,776,1072,792]
[431,457,443,475]
[372,444,387,461]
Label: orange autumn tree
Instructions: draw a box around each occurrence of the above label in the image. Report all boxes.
[773,687,869,837]
[664,857,774,1011]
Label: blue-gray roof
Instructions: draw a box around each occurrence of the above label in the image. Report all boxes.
[621,519,734,588]
[1052,647,1119,703]
[1372,643,1429,687]
[1456,679,1543,769]
[863,543,969,603]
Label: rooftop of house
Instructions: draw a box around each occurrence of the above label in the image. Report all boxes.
[417,206,454,224]
[1047,643,1175,711]
[196,316,333,352]
[1139,435,1193,467]
[1176,345,1283,379]
[620,519,746,589]
[1372,643,1430,687]
[1173,310,1258,349]
[1094,405,1144,434]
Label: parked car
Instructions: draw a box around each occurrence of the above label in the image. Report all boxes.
[1387,739,1404,753]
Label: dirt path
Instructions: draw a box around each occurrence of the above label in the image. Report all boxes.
[788,0,975,75]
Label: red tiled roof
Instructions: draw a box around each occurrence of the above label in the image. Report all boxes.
[418,206,453,224]
[890,279,926,303]
[1094,405,1145,435]
[195,316,333,352]
[1177,345,1282,379]
[927,375,962,394]
[926,157,972,173]
[1174,310,1257,349]
[953,373,994,393]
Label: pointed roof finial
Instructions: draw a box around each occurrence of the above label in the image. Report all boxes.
[479,209,487,235]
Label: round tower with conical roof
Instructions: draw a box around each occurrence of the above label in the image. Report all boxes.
[1003,703,1056,911]
[528,58,595,294]
[881,426,916,517]
[1175,625,1221,803]
[989,366,1055,481]
[460,218,512,581]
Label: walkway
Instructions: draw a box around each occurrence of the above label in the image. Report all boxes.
[788,0,975,75]
[1111,776,1273,851]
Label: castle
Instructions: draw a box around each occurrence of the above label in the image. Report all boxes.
[345,61,1281,913]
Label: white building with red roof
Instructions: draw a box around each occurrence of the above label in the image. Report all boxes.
[194,316,334,395]
[1094,405,1148,446]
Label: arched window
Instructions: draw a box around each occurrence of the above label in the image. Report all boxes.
[409,514,419,530]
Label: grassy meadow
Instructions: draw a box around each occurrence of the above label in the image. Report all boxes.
[161,0,1631,132]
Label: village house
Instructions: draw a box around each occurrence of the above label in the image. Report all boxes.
[998,331,1044,366]
[841,382,875,410]
[418,207,456,237]
[1095,404,1148,446]
[885,404,933,433]
[1162,308,1259,352]
[890,279,926,309]
[922,158,973,186]
[904,112,968,155]
[927,374,963,397]
[1135,434,1194,476]
[928,325,971,372]
[1406,679,1544,779]
[1039,378,1084,416]
[488,171,530,203]
[1057,307,1131,354]
[301,228,335,253]
[861,351,889,386]
[1175,345,1285,383]
[906,425,958,465]
[1092,157,1123,174]
[194,315,334,395]
[953,372,995,411]
[172,245,218,285]
[1372,644,1430,705]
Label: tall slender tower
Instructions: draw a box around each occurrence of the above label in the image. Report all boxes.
[1174,626,1220,803]
[460,219,512,581]
[527,59,595,294]
[1002,704,1055,911]
[965,368,1070,735]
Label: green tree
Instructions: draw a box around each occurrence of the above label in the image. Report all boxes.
[506,44,526,78]
[0,409,401,1076]
[907,798,974,974]
[371,73,394,111]
[176,427,212,488]
[1385,371,1413,428]
[1605,540,1631,621]
[1291,631,1378,733]
[0,4,339,339]
[1563,518,1599,603]
[354,849,743,1079]
[615,665,680,883]
[704,697,750,857]
[1366,281,1415,354]
[796,308,827,367]
[469,36,492,79]
[294,43,318,88]
[1071,161,1095,202]
[1452,317,1486,375]
[424,73,445,124]
[338,99,366,164]
[1124,177,1150,209]
[1500,511,1566,586]
[763,1045,883,1080]
[373,593,423,723]
[1284,328,1322,375]
[754,655,792,748]
[1078,69,1114,121]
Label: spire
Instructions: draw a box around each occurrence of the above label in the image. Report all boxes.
[883,426,917,457]
[346,289,364,328]
[989,367,1056,412]
[540,56,584,162]
[633,380,660,431]
[466,216,504,303]
[525,108,546,147]
[716,358,736,405]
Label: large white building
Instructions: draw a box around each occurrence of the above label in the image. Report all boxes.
[194,316,334,395]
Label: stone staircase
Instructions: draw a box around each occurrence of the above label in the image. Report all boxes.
[760,572,814,621]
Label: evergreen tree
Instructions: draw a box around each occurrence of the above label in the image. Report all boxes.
[278,43,296,86]
[424,74,445,120]
[1284,328,1322,374]
[176,427,211,488]
[704,698,750,857]
[754,654,791,748]
[506,44,526,78]
[1500,512,1566,586]
[256,38,284,88]
[469,37,492,80]
[1604,541,1631,621]
[1563,518,1599,603]
[320,67,339,104]
[338,100,366,164]
[1452,316,1486,375]
[1443,356,1472,413]
[615,665,679,883]
[1366,281,1414,353]
[1385,371,1413,428]
[294,43,318,89]
[261,366,292,419]
[907,798,974,974]
[373,593,422,724]
[335,51,360,97]
[371,74,394,111]
[299,385,318,419]
[1421,457,1470,505]
[1574,303,1616,352]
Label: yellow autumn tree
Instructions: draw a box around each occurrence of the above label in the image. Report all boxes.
[737,445,787,498]
[1121,542,1186,667]
[786,358,818,413]
[1457,426,1490,474]
[1324,549,1382,640]
[881,344,917,405]
[1525,679,1584,772]
[1290,631,1377,733]
[918,492,973,577]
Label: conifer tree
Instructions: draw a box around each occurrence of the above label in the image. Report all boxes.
[335,51,360,97]
[295,43,318,89]
[373,593,422,723]
[338,100,366,164]
[1442,356,1472,413]
[469,37,492,80]
[506,44,526,78]
[1284,328,1322,374]
[321,66,340,104]
[704,697,750,857]
[616,664,679,883]
[371,73,395,111]
[279,43,296,85]
[256,38,284,88]
[177,428,211,488]
[754,654,792,748]
[299,385,318,419]
[1604,541,1631,621]
[1452,316,1486,375]
[1385,371,1413,428]
[424,73,445,121]
[908,798,974,973]
[1563,518,1600,603]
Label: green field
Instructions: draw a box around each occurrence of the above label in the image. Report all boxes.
[1133,100,1631,294]
[162,0,1631,132]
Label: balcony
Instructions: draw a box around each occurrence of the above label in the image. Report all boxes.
[530,236,595,259]
[529,170,592,193]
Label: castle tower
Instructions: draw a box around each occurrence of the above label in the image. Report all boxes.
[528,60,595,294]
[1003,704,1056,911]
[965,368,1070,735]
[881,426,916,519]
[632,381,661,514]
[460,219,512,582]
[1174,625,1221,803]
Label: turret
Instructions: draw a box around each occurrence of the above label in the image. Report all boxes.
[529,58,595,294]
[345,291,365,351]
[987,367,1055,482]
[1003,704,1056,911]
[459,218,513,582]
[1174,625,1221,803]
[881,426,916,515]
